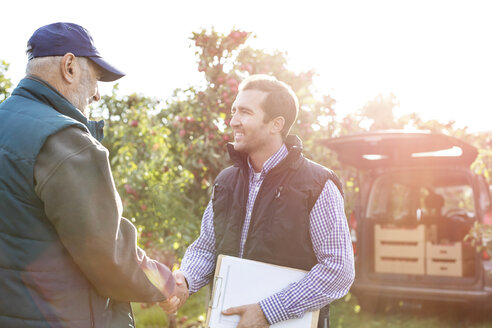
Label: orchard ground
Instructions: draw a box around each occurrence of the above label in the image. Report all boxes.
[133,290,492,328]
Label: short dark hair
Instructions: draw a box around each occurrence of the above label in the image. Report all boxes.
[239,74,299,139]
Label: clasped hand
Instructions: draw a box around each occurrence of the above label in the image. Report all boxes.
[159,271,189,313]
[222,303,270,328]
[158,273,269,328]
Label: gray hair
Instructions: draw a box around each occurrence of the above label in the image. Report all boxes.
[26,56,61,76]
[26,56,90,76]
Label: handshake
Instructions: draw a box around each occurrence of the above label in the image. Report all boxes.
[159,271,189,313]
[157,271,269,328]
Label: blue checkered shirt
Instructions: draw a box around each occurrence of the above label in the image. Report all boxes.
[180,144,355,324]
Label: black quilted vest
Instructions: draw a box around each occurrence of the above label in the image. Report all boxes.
[212,135,343,271]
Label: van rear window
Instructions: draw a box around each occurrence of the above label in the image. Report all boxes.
[366,170,475,225]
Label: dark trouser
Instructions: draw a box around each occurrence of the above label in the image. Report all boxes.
[317,305,330,328]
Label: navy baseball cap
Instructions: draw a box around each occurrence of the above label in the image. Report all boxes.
[27,22,125,82]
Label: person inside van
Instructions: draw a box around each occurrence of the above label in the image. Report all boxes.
[425,191,472,243]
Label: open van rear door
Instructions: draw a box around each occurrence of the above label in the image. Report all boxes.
[320,130,478,169]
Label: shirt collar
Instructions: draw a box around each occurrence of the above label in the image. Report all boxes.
[247,144,288,180]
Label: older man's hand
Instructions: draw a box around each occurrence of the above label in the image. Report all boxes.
[222,303,270,328]
[159,271,189,313]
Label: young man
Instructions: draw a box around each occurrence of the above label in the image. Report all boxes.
[164,75,355,327]
[0,22,184,327]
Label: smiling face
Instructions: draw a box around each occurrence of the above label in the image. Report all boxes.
[229,89,275,156]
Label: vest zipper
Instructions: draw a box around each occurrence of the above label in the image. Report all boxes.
[211,183,217,202]
[244,170,294,254]
[243,177,270,253]
[239,169,250,257]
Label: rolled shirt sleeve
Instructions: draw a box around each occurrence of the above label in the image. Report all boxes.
[34,126,175,302]
[180,200,217,294]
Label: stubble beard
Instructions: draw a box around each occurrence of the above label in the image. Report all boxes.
[66,75,92,116]
[68,58,96,116]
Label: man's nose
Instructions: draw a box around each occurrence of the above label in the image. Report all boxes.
[230,113,239,127]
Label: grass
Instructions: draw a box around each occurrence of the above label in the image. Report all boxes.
[133,290,492,328]
[331,293,492,328]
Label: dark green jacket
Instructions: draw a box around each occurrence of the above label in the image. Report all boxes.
[0,77,132,328]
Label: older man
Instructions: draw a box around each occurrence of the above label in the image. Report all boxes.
[0,22,183,327]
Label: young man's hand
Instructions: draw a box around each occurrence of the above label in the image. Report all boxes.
[159,271,189,313]
[222,303,270,328]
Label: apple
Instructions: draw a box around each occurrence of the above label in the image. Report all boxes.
[227,77,238,87]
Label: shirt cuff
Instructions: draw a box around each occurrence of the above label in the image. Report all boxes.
[179,270,197,294]
[259,294,290,325]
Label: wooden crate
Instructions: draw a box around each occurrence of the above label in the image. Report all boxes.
[426,258,462,276]
[426,241,462,260]
[375,239,424,257]
[425,242,475,276]
[374,224,426,275]
[376,256,425,275]
[374,224,426,242]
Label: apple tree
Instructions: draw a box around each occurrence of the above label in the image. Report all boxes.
[0,60,12,103]
[160,28,345,219]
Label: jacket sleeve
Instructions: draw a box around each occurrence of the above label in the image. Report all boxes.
[34,126,175,302]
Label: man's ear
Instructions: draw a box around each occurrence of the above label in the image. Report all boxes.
[60,53,76,83]
[270,116,285,135]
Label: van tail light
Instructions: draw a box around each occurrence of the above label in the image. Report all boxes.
[482,250,490,261]
[349,211,358,230]
[349,211,357,255]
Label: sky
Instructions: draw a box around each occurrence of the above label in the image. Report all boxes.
[2,0,492,132]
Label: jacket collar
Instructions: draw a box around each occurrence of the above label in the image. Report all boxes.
[227,134,304,172]
[12,76,105,141]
